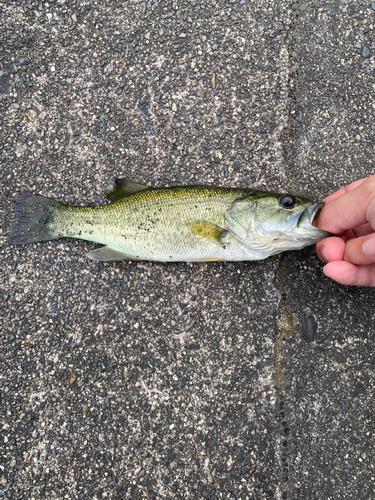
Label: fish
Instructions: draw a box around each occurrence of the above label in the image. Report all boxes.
[9,178,330,262]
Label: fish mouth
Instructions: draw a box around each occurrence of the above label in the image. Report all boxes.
[305,201,325,225]
[292,201,325,229]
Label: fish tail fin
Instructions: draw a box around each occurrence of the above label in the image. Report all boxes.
[10,191,62,245]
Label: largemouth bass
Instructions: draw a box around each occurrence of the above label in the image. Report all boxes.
[10,179,329,262]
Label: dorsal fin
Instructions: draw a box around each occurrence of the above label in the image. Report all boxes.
[105,178,152,203]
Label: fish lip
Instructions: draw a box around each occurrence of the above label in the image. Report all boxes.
[298,202,325,227]
[308,201,325,225]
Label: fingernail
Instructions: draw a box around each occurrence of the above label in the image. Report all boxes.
[321,246,329,263]
[363,237,375,257]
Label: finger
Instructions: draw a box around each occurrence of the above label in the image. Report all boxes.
[323,261,375,287]
[345,223,374,239]
[343,234,375,266]
[315,176,375,234]
[312,221,373,240]
[338,223,375,242]
[322,177,368,202]
[316,237,345,262]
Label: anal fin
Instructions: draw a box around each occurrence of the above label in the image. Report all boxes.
[86,246,131,261]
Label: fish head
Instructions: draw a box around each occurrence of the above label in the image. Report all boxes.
[225,192,331,257]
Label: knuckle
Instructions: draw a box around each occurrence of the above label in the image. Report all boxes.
[361,178,375,227]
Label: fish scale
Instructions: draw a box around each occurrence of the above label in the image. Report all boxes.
[53,187,248,261]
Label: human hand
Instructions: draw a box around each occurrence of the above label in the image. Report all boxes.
[315,175,375,286]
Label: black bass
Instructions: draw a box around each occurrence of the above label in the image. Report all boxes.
[10,179,329,262]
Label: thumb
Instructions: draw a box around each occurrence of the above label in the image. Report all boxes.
[316,176,375,234]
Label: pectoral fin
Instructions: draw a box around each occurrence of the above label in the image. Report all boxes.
[86,246,131,261]
[105,178,152,203]
[188,220,226,245]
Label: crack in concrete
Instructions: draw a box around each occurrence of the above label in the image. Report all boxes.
[280,2,301,193]
[274,254,299,500]
[274,2,303,499]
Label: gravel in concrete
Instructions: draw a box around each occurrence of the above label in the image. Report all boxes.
[1,1,375,499]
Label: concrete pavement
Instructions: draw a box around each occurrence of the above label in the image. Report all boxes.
[1,1,375,499]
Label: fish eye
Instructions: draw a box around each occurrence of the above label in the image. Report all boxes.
[279,195,298,209]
